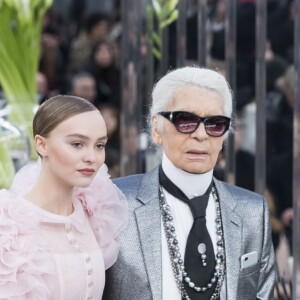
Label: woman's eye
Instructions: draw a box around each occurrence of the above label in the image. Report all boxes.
[96,143,106,150]
[72,142,83,148]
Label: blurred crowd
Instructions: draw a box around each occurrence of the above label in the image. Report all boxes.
[37,0,123,178]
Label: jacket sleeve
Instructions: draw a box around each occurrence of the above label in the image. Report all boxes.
[256,196,277,299]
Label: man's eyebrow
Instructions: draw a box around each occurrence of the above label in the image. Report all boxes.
[66,134,107,141]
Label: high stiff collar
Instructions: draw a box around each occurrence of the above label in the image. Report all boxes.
[161,152,213,199]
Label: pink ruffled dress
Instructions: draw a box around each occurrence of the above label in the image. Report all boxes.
[0,162,128,300]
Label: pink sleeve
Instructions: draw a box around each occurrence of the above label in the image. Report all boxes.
[75,164,128,269]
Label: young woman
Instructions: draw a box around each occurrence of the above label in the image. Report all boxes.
[0,95,127,299]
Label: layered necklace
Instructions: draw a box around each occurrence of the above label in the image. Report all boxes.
[158,184,226,300]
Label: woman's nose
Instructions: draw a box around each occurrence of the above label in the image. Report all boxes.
[83,147,97,163]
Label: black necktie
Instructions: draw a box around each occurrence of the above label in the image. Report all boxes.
[159,166,218,300]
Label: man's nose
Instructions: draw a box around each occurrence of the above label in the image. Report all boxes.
[190,122,208,139]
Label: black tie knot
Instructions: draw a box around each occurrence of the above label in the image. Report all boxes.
[189,194,210,219]
[159,166,212,219]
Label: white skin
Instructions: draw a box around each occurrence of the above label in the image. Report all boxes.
[152,86,226,174]
[25,110,107,216]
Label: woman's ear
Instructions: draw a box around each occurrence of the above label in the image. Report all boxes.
[35,135,47,157]
[151,116,162,145]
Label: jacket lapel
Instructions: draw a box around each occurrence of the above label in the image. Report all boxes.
[214,179,243,300]
[135,167,162,300]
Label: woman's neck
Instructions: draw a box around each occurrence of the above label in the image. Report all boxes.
[24,168,74,216]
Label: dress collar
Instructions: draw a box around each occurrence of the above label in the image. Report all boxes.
[18,196,88,233]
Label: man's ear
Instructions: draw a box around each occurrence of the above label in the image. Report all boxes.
[35,135,47,157]
[151,116,162,145]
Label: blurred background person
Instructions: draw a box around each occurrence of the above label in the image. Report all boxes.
[68,13,112,78]
[83,39,121,107]
[36,72,50,104]
[266,65,295,253]
[70,72,98,105]
[98,103,121,178]
[98,103,120,151]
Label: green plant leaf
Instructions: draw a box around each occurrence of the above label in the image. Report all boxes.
[0,0,53,181]
[165,0,178,12]
[152,47,161,60]
[160,10,179,28]
[151,32,161,48]
[152,0,162,18]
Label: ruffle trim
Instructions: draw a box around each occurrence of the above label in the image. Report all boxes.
[0,190,55,299]
[8,161,128,272]
[74,164,128,269]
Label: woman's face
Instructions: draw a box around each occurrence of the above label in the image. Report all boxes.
[152,86,227,174]
[37,111,107,188]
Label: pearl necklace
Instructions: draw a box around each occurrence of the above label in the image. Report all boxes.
[159,185,226,300]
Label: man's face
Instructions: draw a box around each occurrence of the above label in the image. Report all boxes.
[152,86,227,174]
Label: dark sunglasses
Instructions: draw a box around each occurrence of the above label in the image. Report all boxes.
[158,111,231,137]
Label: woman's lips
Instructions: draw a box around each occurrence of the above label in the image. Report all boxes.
[78,169,95,176]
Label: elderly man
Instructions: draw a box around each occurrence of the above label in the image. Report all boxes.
[103,66,276,300]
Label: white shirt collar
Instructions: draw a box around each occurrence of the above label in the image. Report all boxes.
[161,152,213,199]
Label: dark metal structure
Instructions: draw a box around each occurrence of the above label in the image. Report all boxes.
[224,0,236,185]
[293,0,300,298]
[197,0,207,66]
[120,0,144,175]
[254,0,267,194]
[177,0,187,67]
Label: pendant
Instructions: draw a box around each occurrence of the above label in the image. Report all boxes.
[197,243,206,254]
[197,243,207,267]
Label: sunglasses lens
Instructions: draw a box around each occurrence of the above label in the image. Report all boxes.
[174,112,199,133]
[205,116,229,136]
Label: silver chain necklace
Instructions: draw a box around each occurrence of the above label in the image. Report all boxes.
[159,185,226,300]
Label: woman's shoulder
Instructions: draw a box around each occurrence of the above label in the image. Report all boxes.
[0,189,55,299]
[0,189,36,223]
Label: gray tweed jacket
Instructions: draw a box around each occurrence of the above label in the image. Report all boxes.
[103,166,276,300]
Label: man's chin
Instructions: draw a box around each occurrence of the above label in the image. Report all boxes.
[182,165,211,175]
